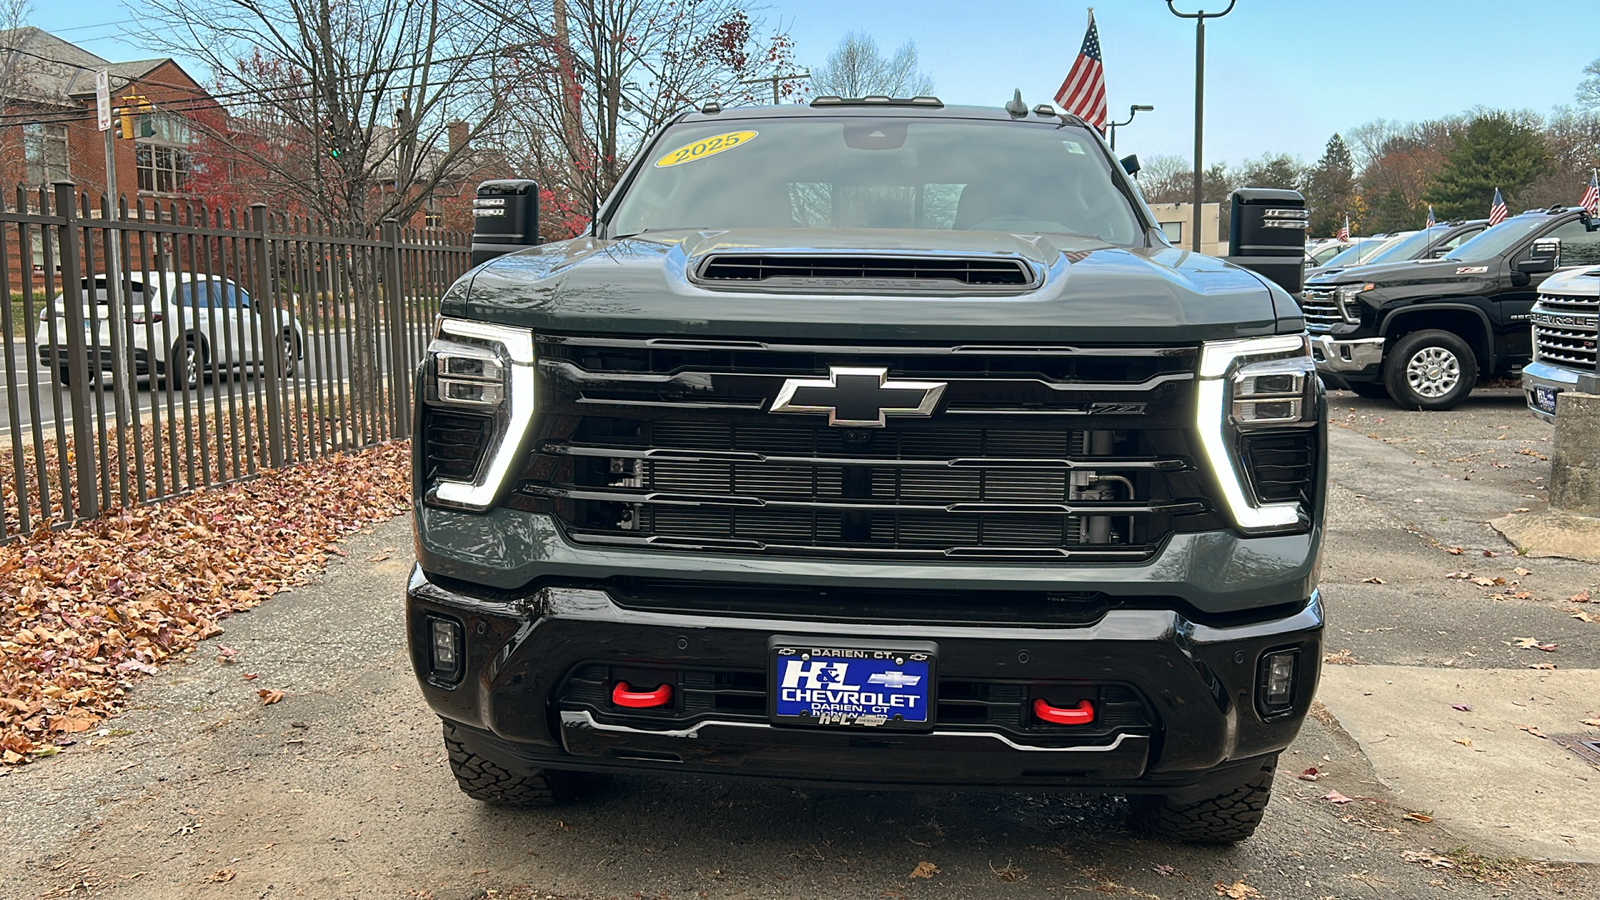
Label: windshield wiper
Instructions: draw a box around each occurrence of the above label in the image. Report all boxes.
[613,226,710,239]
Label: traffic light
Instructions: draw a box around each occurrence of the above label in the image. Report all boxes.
[324,118,341,159]
[116,94,155,139]
[115,106,133,140]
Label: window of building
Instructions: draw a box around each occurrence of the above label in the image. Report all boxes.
[136,143,192,194]
[136,113,196,195]
[23,123,69,187]
[1160,220,1184,243]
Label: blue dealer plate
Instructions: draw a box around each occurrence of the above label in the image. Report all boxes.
[770,641,934,729]
[1533,386,1560,415]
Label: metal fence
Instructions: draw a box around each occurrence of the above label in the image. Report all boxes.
[0,181,472,543]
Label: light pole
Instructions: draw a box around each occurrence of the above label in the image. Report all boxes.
[1166,0,1235,252]
[1107,104,1153,153]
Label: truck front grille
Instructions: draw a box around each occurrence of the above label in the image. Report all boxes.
[512,335,1225,562]
[1531,292,1598,368]
[1297,288,1341,329]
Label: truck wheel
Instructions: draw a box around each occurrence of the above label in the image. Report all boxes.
[1383,329,1477,411]
[443,720,587,805]
[1128,757,1275,843]
[1344,382,1389,400]
[55,365,71,387]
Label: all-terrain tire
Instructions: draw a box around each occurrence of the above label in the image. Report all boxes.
[1128,758,1275,844]
[443,720,579,806]
[1382,329,1478,411]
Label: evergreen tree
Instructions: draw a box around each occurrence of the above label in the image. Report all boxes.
[1304,134,1356,237]
[1423,111,1550,220]
[1368,188,1417,233]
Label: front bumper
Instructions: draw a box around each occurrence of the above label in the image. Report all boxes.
[1309,335,1385,388]
[1521,359,1596,423]
[407,565,1323,795]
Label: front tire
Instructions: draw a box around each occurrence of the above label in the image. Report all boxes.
[1128,757,1276,844]
[162,339,203,390]
[443,720,590,806]
[278,331,300,378]
[1383,329,1477,411]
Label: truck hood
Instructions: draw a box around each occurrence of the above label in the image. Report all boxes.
[1305,257,1499,293]
[444,228,1291,343]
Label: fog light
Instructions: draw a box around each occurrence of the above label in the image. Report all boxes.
[429,617,463,682]
[1257,648,1299,716]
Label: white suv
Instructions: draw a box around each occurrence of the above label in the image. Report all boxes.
[36,272,304,388]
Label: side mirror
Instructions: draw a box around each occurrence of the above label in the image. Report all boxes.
[1515,237,1559,275]
[1120,154,1141,177]
[471,179,541,266]
[1428,247,1450,258]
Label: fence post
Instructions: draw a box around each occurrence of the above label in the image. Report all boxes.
[382,218,411,439]
[250,204,285,468]
[55,182,98,520]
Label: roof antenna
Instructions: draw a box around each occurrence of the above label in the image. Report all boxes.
[1005,89,1028,118]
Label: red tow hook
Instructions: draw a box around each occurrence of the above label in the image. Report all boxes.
[1032,698,1095,725]
[612,681,673,709]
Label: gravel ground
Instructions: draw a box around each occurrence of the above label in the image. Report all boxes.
[1,385,1597,899]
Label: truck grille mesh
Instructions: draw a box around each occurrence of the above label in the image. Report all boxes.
[1297,288,1341,329]
[1531,291,1597,369]
[512,335,1224,562]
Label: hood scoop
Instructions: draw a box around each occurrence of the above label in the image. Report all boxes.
[691,252,1040,295]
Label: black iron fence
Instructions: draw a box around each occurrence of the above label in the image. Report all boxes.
[0,181,471,543]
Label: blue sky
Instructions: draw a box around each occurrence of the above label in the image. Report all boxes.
[41,0,1600,167]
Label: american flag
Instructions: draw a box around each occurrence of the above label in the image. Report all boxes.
[1055,10,1107,130]
[1582,170,1599,217]
[1425,205,1435,228]
[1336,215,1349,242]
[1488,187,1507,226]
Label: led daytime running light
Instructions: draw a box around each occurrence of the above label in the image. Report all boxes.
[1195,334,1311,532]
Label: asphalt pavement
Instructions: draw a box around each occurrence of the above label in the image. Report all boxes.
[1,387,1597,899]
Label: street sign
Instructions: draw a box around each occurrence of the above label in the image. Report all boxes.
[95,70,111,131]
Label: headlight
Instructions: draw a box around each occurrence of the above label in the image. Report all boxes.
[1196,334,1318,533]
[1334,283,1374,323]
[421,317,535,512]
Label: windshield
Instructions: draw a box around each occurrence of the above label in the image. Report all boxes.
[1443,216,1547,261]
[1365,227,1446,264]
[1309,243,1347,265]
[608,116,1144,245]
[1323,239,1392,268]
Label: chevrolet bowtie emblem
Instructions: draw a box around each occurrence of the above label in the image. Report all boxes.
[770,366,946,427]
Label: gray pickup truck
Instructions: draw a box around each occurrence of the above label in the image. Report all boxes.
[407,96,1326,843]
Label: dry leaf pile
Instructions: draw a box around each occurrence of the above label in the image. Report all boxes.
[0,441,409,765]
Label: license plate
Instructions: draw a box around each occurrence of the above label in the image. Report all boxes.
[770,638,935,730]
[1533,386,1560,415]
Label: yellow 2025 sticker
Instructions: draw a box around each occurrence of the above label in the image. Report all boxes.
[654,130,758,168]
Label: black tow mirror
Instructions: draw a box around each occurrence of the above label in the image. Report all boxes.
[1515,237,1559,275]
[1223,187,1309,293]
[471,179,541,267]
[1120,154,1141,177]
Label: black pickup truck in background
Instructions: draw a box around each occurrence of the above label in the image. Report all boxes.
[1303,207,1600,409]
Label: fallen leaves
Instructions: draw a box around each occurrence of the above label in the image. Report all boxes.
[257,689,285,706]
[1361,576,1386,584]
[1518,725,1548,740]
[1296,766,1322,781]
[1323,790,1354,804]
[1402,850,1456,869]
[1572,590,1593,603]
[1509,637,1558,652]
[908,861,939,879]
[205,869,236,884]
[1214,880,1261,899]
[1,443,410,764]
[1454,738,1473,747]
[1581,718,1600,728]
[1403,812,1435,824]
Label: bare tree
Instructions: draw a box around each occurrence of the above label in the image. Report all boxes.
[142,0,508,230]
[140,0,512,430]
[808,32,933,99]
[473,0,798,231]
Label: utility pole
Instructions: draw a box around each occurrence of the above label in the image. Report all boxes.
[739,71,810,105]
[1166,1,1235,252]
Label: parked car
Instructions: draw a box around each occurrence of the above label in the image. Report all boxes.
[1306,233,1411,279]
[1305,239,1351,267]
[1305,206,1600,409]
[36,272,304,388]
[1359,220,1487,267]
[1521,264,1600,421]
